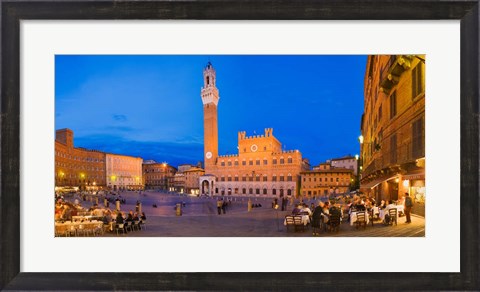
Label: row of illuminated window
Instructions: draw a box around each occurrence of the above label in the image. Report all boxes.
[56,152,104,163]
[220,157,293,167]
[219,174,293,182]
[146,175,168,179]
[55,173,103,180]
[216,188,293,196]
[145,181,168,184]
[306,182,350,186]
[56,162,104,172]
[303,177,350,183]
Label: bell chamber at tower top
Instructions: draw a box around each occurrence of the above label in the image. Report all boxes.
[201,62,220,106]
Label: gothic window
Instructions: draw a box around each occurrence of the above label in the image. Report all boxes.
[249,188,253,194]
[263,175,268,182]
[249,160,253,166]
[263,188,267,195]
[221,161,225,166]
[272,175,277,182]
[273,158,277,165]
[287,157,292,163]
[256,175,260,182]
[256,189,260,195]
[263,159,268,165]
[280,158,285,164]
[242,188,246,194]
[227,161,232,166]
[206,76,210,85]
[234,176,239,182]
[279,175,285,182]
[256,159,260,165]
[234,160,239,166]
[242,160,246,166]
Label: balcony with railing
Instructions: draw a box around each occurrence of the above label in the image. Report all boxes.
[361,137,425,179]
[380,55,413,94]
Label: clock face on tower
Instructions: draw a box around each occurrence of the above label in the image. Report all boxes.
[250,144,258,152]
[205,152,213,159]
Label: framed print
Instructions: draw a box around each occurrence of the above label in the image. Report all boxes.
[1,0,479,290]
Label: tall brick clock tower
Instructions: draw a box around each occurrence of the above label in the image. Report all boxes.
[201,62,219,173]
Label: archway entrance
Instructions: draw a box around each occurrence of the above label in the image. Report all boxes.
[199,175,215,196]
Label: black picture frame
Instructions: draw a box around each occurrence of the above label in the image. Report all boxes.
[1,1,478,290]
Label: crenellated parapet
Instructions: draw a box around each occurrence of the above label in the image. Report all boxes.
[272,150,301,155]
[238,128,274,140]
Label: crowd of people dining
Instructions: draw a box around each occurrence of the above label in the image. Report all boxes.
[54,191,147,236]
[285,193,411,235]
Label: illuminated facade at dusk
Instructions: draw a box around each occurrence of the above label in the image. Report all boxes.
[199,63,310,197]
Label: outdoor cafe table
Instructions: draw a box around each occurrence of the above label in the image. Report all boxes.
[379,205,404,221]
[55,220,102,235]
[350,210,370,226]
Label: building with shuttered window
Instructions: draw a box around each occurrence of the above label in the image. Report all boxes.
[359,55,425,210]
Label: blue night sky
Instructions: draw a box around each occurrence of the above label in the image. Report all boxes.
[55,55,367,168]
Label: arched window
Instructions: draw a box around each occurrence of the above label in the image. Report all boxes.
[287,174,292,181]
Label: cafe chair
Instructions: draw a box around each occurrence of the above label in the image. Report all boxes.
[115,223,125,235]
[284,215,295,232]
[140,219,147,230]
[293,216,305,232]
[132,220,141,231]
[77,224,90,236]
[125,221,133,232]
[67,225,77,237]
[388,208,398,226]
[355,211,367,230]
[328,213,341,233]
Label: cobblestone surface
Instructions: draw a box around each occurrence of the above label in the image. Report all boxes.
[94,191,425,237]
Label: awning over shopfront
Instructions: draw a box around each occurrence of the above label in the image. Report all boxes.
[361,175,398,189]
[402,170,425,181]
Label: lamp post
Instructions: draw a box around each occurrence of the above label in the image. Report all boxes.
[358,135,365,192]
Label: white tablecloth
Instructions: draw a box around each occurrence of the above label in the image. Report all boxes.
[350,211,369,226]
[379,205,403,221]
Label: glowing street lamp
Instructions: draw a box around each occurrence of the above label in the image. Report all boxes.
[358,135,364,144]
[355,154,359,160]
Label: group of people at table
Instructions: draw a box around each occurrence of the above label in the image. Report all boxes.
[54,198,147,236]
[286,194,411,235]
